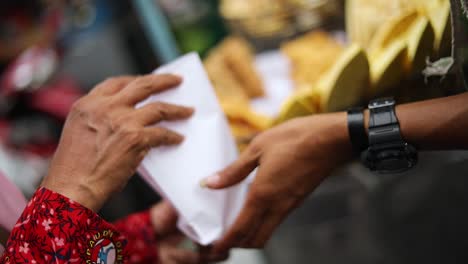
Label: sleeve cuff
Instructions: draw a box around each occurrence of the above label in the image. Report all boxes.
[2,187,129,263]
[113,210,159,263]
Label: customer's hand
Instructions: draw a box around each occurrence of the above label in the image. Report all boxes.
[202,112,353,252]
[151,201,229,264]
[42,74,194,212]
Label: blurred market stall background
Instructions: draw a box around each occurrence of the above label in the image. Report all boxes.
[1,1,468,263]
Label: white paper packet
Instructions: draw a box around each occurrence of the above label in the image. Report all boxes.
[137,53,248,245]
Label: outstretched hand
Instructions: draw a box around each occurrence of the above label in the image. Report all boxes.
[202,113,353,252]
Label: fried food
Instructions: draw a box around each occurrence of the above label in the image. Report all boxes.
[221,101,272,151]
[369,40,407,97]
[204,48,250,104]
[275,89,317,124]
[205,37,265,99]
[204,37,268,150]
[314,44,369,112]
[281,31,343,89]
[221,37,265,98]
[368,10,435,75]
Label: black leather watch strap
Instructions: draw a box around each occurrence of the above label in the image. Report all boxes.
[368,98,403,146]
[347,107,368,154]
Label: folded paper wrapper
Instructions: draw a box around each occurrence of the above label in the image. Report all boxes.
[137,53,249,245]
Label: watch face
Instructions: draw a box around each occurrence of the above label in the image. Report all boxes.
[364,145,418,174]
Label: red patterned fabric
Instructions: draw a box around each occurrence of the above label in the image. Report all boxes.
[0,188,158,264]
[114,212,158,264]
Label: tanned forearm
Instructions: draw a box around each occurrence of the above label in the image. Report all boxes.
[363,92,468,150]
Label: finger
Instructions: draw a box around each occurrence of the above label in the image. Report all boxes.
[212,199,267,253]
[118,74,182,105]
[198,245,230,262]
[91,76,136,96]
[169,248,200,264]
[200,145,260,189]
[151,201,179,236]
[144,127,185,147]
[133,102,194,126]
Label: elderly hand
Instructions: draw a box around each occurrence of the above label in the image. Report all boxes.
[151,201,229,264]
[42,74,194,212]
[202,112,353,252]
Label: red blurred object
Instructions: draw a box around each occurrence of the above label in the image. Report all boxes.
[22,142,58,157]
[29,77,83,120]
[0,120,11,144]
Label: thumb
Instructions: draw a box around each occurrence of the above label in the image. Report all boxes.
[200,147,259,189]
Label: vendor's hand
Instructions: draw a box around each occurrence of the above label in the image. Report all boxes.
[151,201,229,264]
[202,112,353,252]
[42,74,194,212]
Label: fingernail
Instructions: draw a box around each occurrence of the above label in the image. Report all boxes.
[187,107,195,115]
[174,75,183,82]
[200,174,220,188]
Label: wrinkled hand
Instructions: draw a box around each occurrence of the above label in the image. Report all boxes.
[42,74,194,212]
[151,201,229,264]
[202,112,352,251]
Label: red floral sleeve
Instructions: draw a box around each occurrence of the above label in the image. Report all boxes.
[0,188,159,264]
[113,211,158,264]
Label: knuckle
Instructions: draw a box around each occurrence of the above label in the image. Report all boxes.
[118,127,144,147]
[110,115,129,130]
[134,76,152,90]
[154,74,177,87]
[103,77,119,85]
[155,128,170,142]
[172,106,185,116]
[70,99,84,113]
[247,137,263,157]
[70,99,89,118]
[154,74,171,82]
[152,103,169,119]
[98,77,122,90]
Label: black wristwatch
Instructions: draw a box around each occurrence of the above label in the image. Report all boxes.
[348,98,418,173]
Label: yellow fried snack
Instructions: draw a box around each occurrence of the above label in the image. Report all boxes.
[369,40,407,97]
[368,10,420,53]
[314,44,369,112]
[204,48,250,104]
[346,0,416,49]
[424,0,451,55]
[221,37,265,98]
[294,89,317,113]
[220,0,287,20]
[368,10,435,75]
[221,101,272,151]
[347,0,449,56]
[275,90,317,124]
[405,17,435,73]
[204,36,268,149]
[221,101,272,131]
[281,31,344,89]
